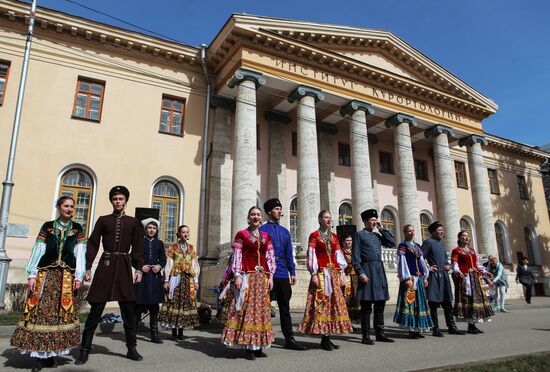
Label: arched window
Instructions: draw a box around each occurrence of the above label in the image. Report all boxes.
[420,213,432,242]
[152,181,180,243]
[524,226,540,265]
[380,208,397,245]
[459,218,471,235]
[289,197,298,244]
[494,221,511,264]
[459,216,477,248]
[59,169,93,235]
[338,202,353,226]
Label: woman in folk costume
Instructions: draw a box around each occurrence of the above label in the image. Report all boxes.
[220,206,276,360]
[159,225,200,340]
[393,224,433,338]
[341,235,361,322]
[10,196,86,372]
[134,218,166,344]
[451,230,495,334]
[298,210,353,351]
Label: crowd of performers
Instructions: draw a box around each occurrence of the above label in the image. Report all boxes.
[9,186,516,369]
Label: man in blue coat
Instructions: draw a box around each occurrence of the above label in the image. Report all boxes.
[260,198,306,351]
[422,221,465,337]
[352,209,395,345]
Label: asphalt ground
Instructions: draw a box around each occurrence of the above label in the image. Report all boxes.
[1,298,549,371]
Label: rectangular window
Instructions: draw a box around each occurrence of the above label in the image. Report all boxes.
[379,151,394,174]
[159,95,185,136]
[414,159,429,181]
[0,61,10,105]
[72,77,105,121]
[517,175,529,200]
[291,131,297,157]
[488,169,500,195]
[455,161,468,188]
[338,143,351,166]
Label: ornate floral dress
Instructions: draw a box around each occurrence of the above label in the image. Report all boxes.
[298,229,353,335]
[451,246,495,323]
[159,241,200,328]
[220,229,276,350]
[10,220,86,358]
[341,245,361,321]
[393,240,433,332]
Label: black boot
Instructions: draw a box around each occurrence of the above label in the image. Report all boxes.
[74,350,89,365]
[149,308,163,344]
[177,327,185,341]
[320,335,333,351]
[253,348,267,358]
[126,346,143,361]
[244,349,256,360]
[43,357,56,367]
[285,337,307,350]
[31,358,43,372]
[374,312,394,343]
[171,328,178,341]
[361,312,374,345]
[444,306,465,335]
[467,323,480,334]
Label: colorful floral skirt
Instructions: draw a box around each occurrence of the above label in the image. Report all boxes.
[298,268,353,335]
[221,271,273,350]
[159,273,200,329]
[10,268,81,358]
[216,284,235,325]
[453,272,495,323]
[344,273,361,321]
[393,278,433,332]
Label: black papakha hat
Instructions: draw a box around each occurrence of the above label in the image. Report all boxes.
[109,185,130,201]
[428,221,443,233]
[264,198,283,213]
[361,209,378,221]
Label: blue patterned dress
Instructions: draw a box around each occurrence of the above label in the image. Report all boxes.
[393,240,433,332]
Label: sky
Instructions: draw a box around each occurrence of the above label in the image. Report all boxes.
[28,0,550,147]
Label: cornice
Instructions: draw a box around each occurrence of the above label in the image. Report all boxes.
[212,27,493,121]
[0,0,200,68]
[485,134,549,161]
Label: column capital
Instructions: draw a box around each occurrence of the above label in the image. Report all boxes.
[210,96,236,112]
[287,85,325,103]
[340,100,375,117]
[317,121,338,134]
[227,68,266,89]
[458,134,488,147]
[264,109,291,125]
[385,113,417,128]
[424,124,454,139]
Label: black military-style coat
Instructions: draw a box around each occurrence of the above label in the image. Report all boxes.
[135,237,167,304]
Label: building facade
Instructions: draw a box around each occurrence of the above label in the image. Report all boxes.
[1,1,549,297]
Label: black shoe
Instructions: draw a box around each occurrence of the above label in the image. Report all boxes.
[375,333,394,343]
[43,357,56,367]
[329,340,340,349]
[151,332,163,344]
[171,328,178,341]
[416,332,425,338]
[126,347,143,361]
[467,324,479,334]
[409,331,419,339]
[245,350,256,360]
[432,328,444,337]
[320,335,333,351]
[449,327,466,335]
[362,334,374,345]
[31,359,43,372]
[176,328,185,341]
[474,325,484,334]
[285,338,307,350]
[74,350,89,365]
[253,349,267,358]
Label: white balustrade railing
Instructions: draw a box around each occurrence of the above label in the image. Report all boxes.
[381,247,397,269]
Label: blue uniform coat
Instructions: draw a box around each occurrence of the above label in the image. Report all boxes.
[421,237,453,303]
[135,237,167,304]
[352,228,395,301]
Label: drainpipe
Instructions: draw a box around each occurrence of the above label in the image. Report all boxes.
[198,44,211,259]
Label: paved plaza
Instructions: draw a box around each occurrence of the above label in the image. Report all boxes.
[1,298,549,371]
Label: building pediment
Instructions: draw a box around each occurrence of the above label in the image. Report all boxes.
[209,14,498,119]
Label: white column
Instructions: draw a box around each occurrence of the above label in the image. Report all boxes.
[317,123,338,222]
[206,97,235,258]
[288,85,325,257]
[369,134,380,210]
[386,113,421,235]
[265,110,291,230]
[459,135,497,257]
[227,68,266,239]
[341,100,376,225]
[425,125,461,251]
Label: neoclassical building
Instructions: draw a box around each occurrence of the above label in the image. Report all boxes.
[0,1,548,300]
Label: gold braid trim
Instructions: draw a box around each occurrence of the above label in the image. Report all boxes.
[225,321,272,332]
[24,271,46,321]
[163,308,198,316]
[60,268,74,321]
[301,315,351,322]
[17,319,80,332]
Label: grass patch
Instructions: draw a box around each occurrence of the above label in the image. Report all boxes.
[0,311,89,326]
[440,352,550,372]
